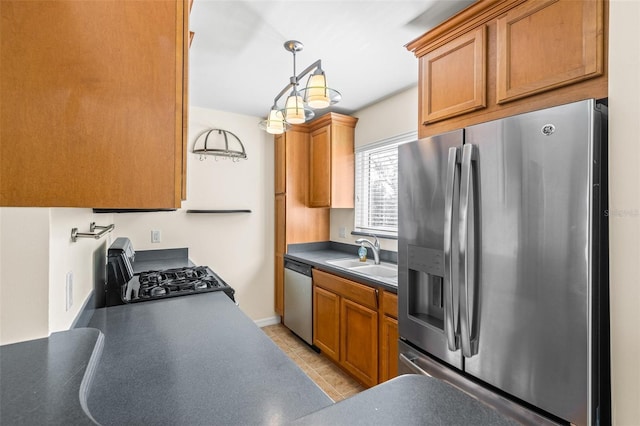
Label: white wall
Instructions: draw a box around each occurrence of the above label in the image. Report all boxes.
[329,86,418,252]
[608,1,640,423]
[0,207,107,345]
[112,107,276,322]
[0,208,50,344]
[48,209,112,333]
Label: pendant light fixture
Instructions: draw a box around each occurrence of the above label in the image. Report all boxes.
[258,40,341,134]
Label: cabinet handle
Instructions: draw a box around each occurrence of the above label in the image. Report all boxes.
[375,288,379,308]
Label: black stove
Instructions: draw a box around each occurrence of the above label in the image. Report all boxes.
[104,238,235,307]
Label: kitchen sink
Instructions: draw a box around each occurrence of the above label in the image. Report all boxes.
[349,264,397,279]
[325,258,397,284]
[326,258,373,268]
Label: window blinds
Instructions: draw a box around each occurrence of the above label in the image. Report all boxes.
[355,142,399,234]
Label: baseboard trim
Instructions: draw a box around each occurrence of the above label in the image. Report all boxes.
[255,316,281,328]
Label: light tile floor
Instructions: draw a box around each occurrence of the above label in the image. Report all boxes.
[262,324,366,402]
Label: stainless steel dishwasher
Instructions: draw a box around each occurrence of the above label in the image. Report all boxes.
[283,259,313,346]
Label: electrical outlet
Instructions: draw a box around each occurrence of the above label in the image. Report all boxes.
[66,271,73,311]
[151,229,162,243]
[339,227,346,238]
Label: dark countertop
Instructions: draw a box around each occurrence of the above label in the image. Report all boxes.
[86,292,333,425]
[1,245,521,425]
[0,328,103,425]
[290,374,520,426]
[285,242,398,293]
[0,295,521,426]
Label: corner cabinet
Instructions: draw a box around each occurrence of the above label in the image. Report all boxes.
[0,0,188,207]
[307,113,358,208]
[273,113,356,315]
[273,130,329,316]
[407,0,608,138]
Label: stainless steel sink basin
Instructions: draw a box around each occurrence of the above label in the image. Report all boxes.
[325,257,398,284]
[349,264,397,279]
[326,258,373,268]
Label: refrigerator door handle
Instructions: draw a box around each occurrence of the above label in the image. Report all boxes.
[459,144,479,358]
[444,147,460,351]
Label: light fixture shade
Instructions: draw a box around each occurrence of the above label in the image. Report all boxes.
[282,94,314,124]
[301,71,342,109]
[305,73,330,109]
[258,109,290,134]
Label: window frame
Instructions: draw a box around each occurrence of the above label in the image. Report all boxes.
[354,131,417,238]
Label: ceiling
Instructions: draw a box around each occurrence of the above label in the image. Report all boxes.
[189,0,475,120]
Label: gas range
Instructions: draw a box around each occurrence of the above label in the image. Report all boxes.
[104,238,235,307]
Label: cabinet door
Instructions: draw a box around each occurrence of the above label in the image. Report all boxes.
[0,0,186,207]
[341,298,378,387]
[496,0,604,103]
[313,285,340,362]
[308,125,332,207]
[419,26,486,124]
[275,254,284,316]
[274,134,286,195]
[275,194,286,254]
[274,194,286,315]
[379,315,398,383]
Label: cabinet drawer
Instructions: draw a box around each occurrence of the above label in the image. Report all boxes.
[381,291,398,319]
[313,269,377,310]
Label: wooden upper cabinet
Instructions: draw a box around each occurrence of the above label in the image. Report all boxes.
[420,26,487,124]
[0,0,188,208]
[307,113,358,208]
[496,0,604,103]
[309,126,332,206]
[407,0,608,138]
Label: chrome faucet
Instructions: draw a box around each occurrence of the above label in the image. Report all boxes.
[355,235,381,265]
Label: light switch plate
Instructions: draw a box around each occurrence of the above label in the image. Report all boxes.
[339,227,346,238]
[151,229,162,243]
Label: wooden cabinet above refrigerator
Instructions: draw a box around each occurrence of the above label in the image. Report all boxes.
[406,0,608,138]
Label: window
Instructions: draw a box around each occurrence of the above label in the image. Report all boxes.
[354,132,416,236]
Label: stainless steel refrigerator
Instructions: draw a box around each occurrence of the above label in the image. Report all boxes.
[397,99,609,426]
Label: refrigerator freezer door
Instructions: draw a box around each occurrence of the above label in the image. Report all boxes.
[398,130,463,370]
[463,100,596,425]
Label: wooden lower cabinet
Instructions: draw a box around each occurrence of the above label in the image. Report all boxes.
[313,269,398,388]
[341,298,378,387]
[379,291,399,383]
[313,285,340,362]
[379,315,398,383]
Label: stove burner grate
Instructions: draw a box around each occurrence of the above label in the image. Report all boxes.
[136,266,224,299]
